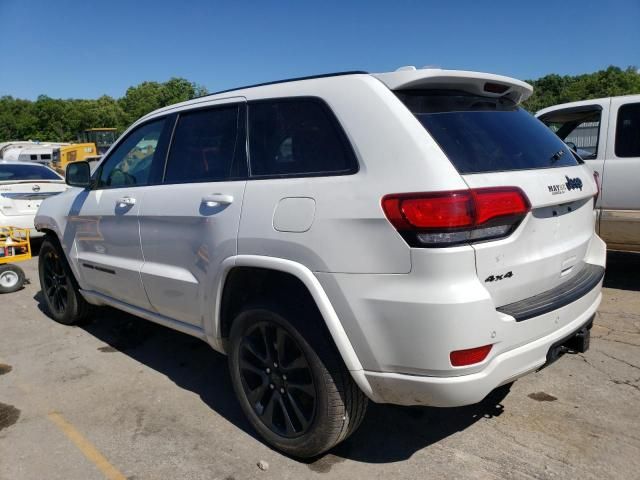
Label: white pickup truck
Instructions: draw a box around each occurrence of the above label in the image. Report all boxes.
[537,95,640,252]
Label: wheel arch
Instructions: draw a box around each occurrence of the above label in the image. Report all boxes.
[214,255,373,398]
[37,226,84,291]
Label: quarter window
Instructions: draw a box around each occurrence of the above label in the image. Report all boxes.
[615,103,640,158]
[98,120,165,188]
[164,105,245,184]
[248,99,357,177]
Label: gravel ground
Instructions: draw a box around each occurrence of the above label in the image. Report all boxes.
[0,250,638,479]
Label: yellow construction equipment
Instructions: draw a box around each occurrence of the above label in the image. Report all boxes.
[79,128,117,155]
[49,128,117,175]
[0,227,31,293]
[51,143,98,175]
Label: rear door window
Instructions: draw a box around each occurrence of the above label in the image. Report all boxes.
[164,105,246,184]
[397,90,580,174]
[615,103,640,157]
[248,98,357,177]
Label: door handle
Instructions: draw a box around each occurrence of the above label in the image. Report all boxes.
[201,193,234,207]
[117,196,136,207]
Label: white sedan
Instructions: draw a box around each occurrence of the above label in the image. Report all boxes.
[0,161,67,237]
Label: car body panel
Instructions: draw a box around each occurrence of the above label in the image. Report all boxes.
[462,164,597,307]
[139,180,247,327]
[71,186,152,310]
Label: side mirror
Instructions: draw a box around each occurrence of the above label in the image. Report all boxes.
[66,161,92,188]
[565,141,577,151]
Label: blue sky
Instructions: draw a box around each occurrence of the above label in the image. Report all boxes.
[1,0,638,99]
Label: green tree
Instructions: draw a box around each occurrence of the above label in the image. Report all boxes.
[0,77,207,142]
[523,66,640,112]
[119,77,208,125]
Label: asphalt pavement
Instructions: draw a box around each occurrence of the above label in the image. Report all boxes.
[1,251,639,479]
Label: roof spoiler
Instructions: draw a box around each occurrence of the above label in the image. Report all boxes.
[373,68,533,104]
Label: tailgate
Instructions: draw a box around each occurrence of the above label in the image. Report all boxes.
[463,164,597,307]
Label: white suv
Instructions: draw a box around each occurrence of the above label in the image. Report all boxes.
[35,68,605,457]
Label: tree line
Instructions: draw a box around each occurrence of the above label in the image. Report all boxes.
[0,66,638,143]
[0,78,208,143]
[522,66,640,112]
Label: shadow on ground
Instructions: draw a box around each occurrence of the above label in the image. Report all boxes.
[33,292,511,465]
[604,251,640,292]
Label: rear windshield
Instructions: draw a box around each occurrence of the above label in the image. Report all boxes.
[0,164,61,181]
[397,90,580,174]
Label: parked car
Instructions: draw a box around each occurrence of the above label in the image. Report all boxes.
[537,95,640,252]
[0,161,66,237]
[35,68,605,457]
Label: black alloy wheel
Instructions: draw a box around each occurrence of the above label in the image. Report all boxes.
[38,236,90,325]
[229,305,368,458]
[238,321,317,438]
[41,249,69,316]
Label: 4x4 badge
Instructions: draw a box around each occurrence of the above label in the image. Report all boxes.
[485,271,513,282]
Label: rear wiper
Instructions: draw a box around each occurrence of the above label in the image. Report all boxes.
[549,149,565,163]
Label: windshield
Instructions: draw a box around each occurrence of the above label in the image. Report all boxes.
[397,90,580,174]
[0,164,62,181]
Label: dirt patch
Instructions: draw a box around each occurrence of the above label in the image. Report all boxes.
[0,403,20,431]
[0,364,12,375]
[528,392,557,402]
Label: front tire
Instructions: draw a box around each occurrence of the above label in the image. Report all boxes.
[228,305,367,458]
[38,236,90,325]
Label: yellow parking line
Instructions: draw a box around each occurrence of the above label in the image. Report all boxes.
[47,412,126,480]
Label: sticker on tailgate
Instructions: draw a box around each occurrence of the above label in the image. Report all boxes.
[547,176,583,195]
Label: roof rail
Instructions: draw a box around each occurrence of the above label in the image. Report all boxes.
[198,70,369,98]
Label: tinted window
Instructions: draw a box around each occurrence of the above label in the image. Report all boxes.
[164,105,245,184]
[615,103,640,157]
[0,164,61,181]
[99,119,165,188]
[248,99,356,177]
[398,91,579,174]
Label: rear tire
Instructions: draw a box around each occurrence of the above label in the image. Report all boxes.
[228,304,367,458]
[38,236,90,325]
[0,264,26,293]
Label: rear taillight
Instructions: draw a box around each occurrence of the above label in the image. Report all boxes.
[450,344,493,367]
[382,187,530,247]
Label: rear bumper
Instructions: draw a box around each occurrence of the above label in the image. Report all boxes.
[497,263,605,321]
[364,289,601,406]
[316,234,606,407]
